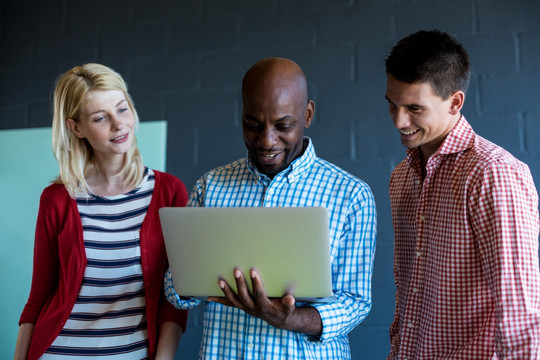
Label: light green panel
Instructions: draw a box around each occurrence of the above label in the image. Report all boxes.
[0,121,167,358]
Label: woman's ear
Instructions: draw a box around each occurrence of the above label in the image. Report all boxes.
[66,118,85,138]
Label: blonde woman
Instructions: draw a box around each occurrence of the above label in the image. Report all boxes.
[14,63,188,360]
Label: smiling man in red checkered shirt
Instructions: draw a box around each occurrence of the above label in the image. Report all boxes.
[384,29,540,360]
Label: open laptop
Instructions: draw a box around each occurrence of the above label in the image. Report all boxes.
[160,206,335,302]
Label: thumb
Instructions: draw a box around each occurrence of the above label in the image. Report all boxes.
[282,294,296,313]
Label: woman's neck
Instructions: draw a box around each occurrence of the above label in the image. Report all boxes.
[87,155,131,196]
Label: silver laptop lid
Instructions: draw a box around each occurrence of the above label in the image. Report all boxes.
[160,206,335,302]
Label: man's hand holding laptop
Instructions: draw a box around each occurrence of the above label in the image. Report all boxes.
[208,267,323,336]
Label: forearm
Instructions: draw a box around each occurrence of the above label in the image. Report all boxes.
[13,323,34,360]
[155,321,183,360]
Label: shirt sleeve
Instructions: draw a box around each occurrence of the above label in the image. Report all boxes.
[161,173,203,309]
[309,185,377,343]
[164,268,202,310]
[156,172,190,328]
[187,176,206,207]
[470,160,540,359]
[387,169,403,360]
[387,280,401,360]
[19,186,64,325]
[163,176,216,309]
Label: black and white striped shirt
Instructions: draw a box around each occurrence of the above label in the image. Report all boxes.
[42,169,154,359]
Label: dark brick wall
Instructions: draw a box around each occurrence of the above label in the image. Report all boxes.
[2,0,539,358]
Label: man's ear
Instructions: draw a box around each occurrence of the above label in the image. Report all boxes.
[66,118,85,138]
[449,91,465,115]
[304,100,315,129]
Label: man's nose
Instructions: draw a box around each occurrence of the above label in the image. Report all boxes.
[393,107,411,129]
[259,127,278,149]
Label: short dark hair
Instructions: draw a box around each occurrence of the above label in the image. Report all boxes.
[385,30,471,99]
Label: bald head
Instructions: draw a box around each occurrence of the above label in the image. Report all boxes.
[242,57,308,105]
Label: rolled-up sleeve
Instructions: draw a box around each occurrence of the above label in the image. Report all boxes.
[310,186,377,342]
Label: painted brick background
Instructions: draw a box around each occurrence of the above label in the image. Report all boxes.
[1,0,539,358]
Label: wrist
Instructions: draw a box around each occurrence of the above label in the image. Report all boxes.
[283,306,322,336]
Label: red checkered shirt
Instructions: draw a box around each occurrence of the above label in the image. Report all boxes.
[388,116,540,360]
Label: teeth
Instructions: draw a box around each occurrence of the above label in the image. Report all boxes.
[400,130,417,135]
[264,154,276,159]
[114,134,127,141]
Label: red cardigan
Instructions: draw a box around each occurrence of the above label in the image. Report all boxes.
[19,170,189,360]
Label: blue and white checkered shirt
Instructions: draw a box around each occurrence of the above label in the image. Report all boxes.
[165,138,377,359]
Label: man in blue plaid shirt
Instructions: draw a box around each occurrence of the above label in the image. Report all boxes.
[165,57,377,359]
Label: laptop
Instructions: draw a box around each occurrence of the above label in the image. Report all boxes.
[160,206,335,302]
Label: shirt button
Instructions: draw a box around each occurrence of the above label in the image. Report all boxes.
[412,287,418,293]
[415,179,421,185]
[408,322,413,328]
[416,252,422,257]
[142,249,147,254]
[419,215,425,221]
[248,343,254,350]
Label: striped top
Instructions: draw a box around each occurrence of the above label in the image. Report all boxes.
[165,138,377,359]
[42,169,155,360]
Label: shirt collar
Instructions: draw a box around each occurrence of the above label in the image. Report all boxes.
[406,115,475,166]
[247,137,316,184]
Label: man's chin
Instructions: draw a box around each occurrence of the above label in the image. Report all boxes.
[256,163,286,179]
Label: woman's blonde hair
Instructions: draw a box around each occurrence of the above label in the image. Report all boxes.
[52,63,144,197]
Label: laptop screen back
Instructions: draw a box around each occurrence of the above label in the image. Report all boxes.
[160,206,334,302]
